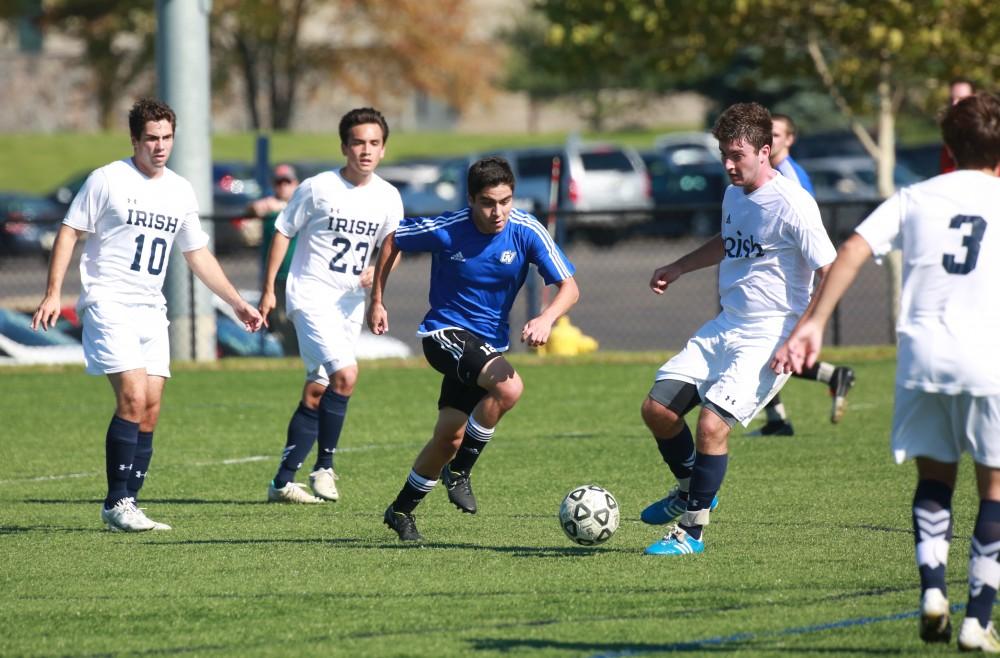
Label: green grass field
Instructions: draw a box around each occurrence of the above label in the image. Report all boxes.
[0,351,979,657]
[0,127,689,196]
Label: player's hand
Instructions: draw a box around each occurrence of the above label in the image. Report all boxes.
[257,290,277,329]
[649,264,682,295]
[31,295,61,331]
[359,266,375,289]
[367,301,389,335]
[234,300,264,332]
[771,319,824,374]
[521,316,554,347]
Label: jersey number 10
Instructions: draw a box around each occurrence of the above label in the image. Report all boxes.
[130,234,168,275]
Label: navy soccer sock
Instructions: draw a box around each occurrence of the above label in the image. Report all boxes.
[126,431,154,501]
[392,470,438,514]
[912,479,954,596]
[680,452,728,540]
[654,424,695,495]
[448,416,495,474]
[967,499,1000,627]
[273,403,319,489]
[105,415,139,508]
[313,389,349,472]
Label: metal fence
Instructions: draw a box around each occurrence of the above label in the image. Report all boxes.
[0,200,890,358]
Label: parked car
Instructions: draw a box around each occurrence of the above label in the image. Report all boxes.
[653,131,720,167]
[798,156,922,203]
[0,192,63,256]
[790,130,870,160]
[896,143,943,181]
[638,151,725,238]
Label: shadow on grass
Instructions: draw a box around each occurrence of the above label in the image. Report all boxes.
[139,536,630,556]
[21,498,268,505]
[470,637,907,655]
[0,525,97,534]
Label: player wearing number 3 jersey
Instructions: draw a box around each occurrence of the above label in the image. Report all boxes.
[259,108,403,505]
[31,98,263,533]
[773,93,1000,651]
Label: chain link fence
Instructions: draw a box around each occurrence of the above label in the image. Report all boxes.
[0,200,889,359]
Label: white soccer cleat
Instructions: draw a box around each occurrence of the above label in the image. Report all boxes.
[100,497,156,532]
[958,617,1000,653]
[135,505,172,531]
[309,468,340,501]
[919,587,950,643]
[267,481,324,504]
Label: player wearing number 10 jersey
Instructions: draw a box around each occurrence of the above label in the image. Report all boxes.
[31,98,263,533]
[773,93,1000,651]
[259,108,403,505]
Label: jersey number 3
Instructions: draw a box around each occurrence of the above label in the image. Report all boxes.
[942,215,986,275]
[329,237,370,275]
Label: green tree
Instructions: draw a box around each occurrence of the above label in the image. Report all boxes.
[41,1,156,130]
[211,0,498,130]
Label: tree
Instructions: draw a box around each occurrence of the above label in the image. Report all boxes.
[40,1,156,130]
[211,0,499,130]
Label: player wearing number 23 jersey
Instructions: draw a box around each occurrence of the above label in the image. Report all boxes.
[261,108,403,506]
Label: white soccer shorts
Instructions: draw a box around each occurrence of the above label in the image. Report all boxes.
[290,290,365,387]
[892,386,1000,467]
[81,302,170,377]
[654,314,791,427]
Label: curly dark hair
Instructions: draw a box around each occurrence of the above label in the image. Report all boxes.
[128,98,176,141]
[467,156,516,198]
[339,107,390,145]
[712,102,773,152]
[942,93,1000,170]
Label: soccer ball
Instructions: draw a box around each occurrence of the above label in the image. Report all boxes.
[559,484,620,546]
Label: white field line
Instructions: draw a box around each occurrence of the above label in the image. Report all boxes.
[0,442,387,485]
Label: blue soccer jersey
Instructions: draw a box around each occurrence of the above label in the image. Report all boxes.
[394,207,575,350]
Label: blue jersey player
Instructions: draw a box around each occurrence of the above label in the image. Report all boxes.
[367,156,579,541]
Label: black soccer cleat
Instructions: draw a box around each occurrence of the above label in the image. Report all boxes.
[829,366,856,424]
[441,465,477,514]
[759,419,795,436]
[383,504,423,542]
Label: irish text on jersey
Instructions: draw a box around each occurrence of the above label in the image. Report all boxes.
[328,215,379,237]
[723,230,764,258]
[126,208,179,233]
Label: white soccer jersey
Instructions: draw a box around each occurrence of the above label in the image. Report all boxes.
[855,170,1000,395]
[718,173,836,323]
[276,170,403,314]
[65,159,209,309]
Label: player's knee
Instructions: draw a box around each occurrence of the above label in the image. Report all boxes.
[117,389,146,419]
[641,396,681,432]
[331,369,357,396]
[696,413,731,449]
[494,374,523,411]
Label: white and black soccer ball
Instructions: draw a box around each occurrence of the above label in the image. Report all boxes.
[559,484,620,546]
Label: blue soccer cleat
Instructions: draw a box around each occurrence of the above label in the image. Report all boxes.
[644,525,705,555]
[640,486,719,525]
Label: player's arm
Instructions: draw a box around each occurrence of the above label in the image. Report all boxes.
[771,233,873,374]
[649,234,723,295]
[183,247,263,332]
[258,231,291,328]
[366,231,400,335]
[32,224,84,331]
[521,276,580,347]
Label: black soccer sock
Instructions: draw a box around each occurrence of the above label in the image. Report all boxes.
[273,403,319,488]
[105,415,139,508]
[913,479,953,596]
[313,389,349,471]
[798,361,836,384]
[126,430,154,501]
[448,416,494,474]
[392,470,438,514]
[764,394,787,422]
[654,423,695,494]
[967,499,1000,627]
[680,452,728,540]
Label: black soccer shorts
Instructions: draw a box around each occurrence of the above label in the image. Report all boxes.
[422,328,504,415]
